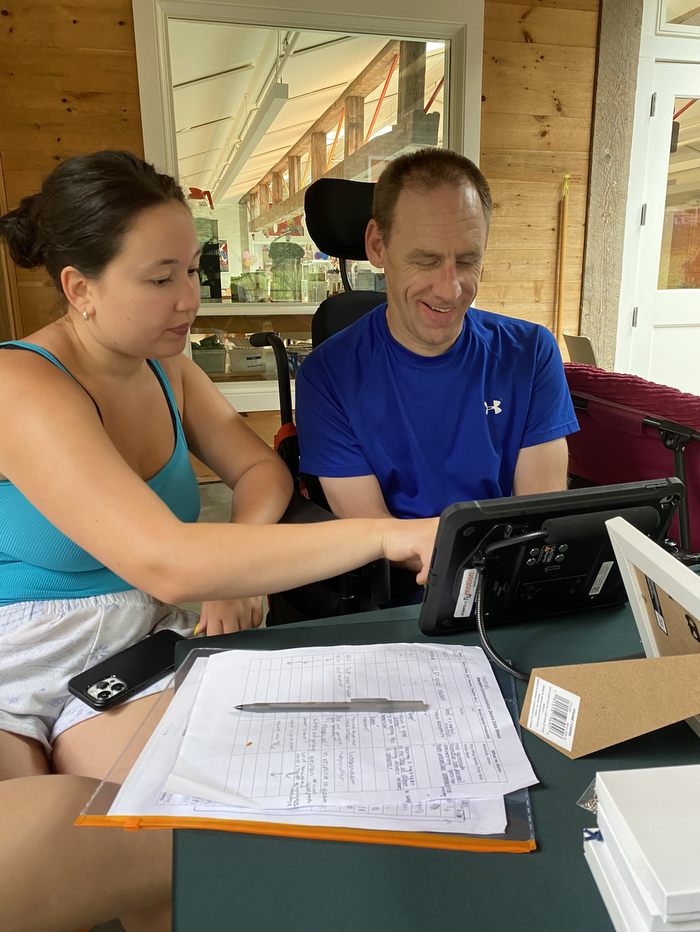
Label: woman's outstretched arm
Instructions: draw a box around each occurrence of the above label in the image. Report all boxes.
[0,350,437,606]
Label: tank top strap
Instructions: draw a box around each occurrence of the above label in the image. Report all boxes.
[0,340,103,420]
[147,359,182,437]
[0,340,79,380]
[0,344,184,435]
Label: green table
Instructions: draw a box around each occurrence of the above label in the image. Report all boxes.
[172,605,700,932]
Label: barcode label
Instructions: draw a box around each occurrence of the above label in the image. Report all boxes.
[526,677,580,752]
[589,560,614,596]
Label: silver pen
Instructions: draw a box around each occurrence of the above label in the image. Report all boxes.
[234,699,429,713]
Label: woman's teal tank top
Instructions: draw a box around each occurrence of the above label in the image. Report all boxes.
[0,342,200,605]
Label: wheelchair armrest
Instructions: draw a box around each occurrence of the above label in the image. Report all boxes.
[365,557,391,605]
[280,488,338,524]
[278,490,392,610]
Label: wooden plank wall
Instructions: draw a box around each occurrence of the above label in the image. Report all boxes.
[0,0,143,337]
[0,149,19,341]
[0,0,600,344]
[479,0,600,344]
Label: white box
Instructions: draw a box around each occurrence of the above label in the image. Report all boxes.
[227,347,264,373]
[596,809,700,931]
[585,837,700,932]
[596,766,700,921]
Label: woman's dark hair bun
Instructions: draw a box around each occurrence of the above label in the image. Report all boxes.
[0,151,187,296]
[0,194,46,269]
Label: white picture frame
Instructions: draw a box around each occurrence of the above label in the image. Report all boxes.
[606,515,700,738]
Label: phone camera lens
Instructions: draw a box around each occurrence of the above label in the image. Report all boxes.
[97,681,109,689]
[97,691,111,700]
[112,683,125,692]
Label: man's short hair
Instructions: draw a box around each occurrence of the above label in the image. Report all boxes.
[372,148,492,242]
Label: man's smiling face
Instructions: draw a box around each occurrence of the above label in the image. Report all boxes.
[365,182,489,357]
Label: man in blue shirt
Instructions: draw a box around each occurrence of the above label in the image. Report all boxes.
[296,149,578,542]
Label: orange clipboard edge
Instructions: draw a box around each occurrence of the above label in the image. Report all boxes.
[75,813,537,854]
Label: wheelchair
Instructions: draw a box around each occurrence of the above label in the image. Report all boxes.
[251,178,394,624]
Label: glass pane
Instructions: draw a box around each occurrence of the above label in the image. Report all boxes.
[168,22,448,384]
[664,1,700,27]
[658,97,700,289]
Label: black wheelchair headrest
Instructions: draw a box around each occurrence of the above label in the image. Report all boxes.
[304,179,375,261]
[311,290,384,348]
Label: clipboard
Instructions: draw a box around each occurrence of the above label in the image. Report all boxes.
[76,646,536,853]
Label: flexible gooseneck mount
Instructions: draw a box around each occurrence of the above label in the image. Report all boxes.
[471,530,549,682]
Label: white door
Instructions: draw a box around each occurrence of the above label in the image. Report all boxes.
[631,61,700,394]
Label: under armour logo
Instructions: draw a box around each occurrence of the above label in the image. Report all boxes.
[484,400,502,415]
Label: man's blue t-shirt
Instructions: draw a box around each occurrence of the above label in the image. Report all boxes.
[295,305,579,520]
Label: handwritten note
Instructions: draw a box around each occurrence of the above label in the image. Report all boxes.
[109,656,508,836]
[164,644,537,808]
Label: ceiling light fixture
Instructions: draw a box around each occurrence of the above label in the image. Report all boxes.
[211,81,289,204]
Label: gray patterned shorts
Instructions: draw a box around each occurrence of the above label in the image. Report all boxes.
[0,589,198,753]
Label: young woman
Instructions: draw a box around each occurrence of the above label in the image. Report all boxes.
[0,151,437,932]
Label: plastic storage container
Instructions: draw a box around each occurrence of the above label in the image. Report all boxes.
[192,346,226,373]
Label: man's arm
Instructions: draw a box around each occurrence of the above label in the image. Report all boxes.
[512,437,569,496]
[320,474,392,519]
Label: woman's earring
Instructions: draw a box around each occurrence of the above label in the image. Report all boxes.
[83,311,90,321]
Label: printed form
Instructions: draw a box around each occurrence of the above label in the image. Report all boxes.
[109,657,508,835]
[164,644,537,808]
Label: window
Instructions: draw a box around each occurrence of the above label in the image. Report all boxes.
[168,23,447,307]
[663,1,700,28]
[657,96,700,289]
[132,0,480,405]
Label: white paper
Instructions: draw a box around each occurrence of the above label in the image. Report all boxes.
[164,643,538,808]
[109,656,209,817]
[110,657,507,836]
[151,791,508,836]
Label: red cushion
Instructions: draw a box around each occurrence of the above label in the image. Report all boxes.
[565,364,700,430]
[564,364,700,551]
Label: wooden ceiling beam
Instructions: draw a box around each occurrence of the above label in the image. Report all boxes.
[249,109,439,233]
[246,39,399,197]
[345,96,364,157]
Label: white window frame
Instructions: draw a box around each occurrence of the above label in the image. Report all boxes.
[131,0,483,411]
[657,0,700,40]
[131,0,484,176]
[617,0,700,374]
